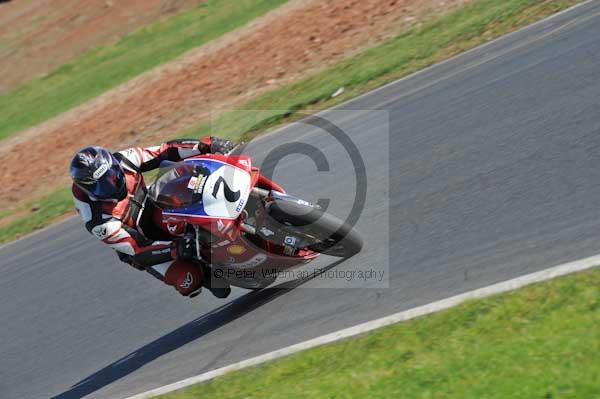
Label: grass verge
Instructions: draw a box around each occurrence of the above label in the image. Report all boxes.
[0,187,73,244]
[157,267,600,398]
[0,0,289,141]
[0,0,582,243]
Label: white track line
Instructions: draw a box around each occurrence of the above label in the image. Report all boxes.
[124,254,600,399]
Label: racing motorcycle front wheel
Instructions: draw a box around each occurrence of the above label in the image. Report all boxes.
[264,198,363,258]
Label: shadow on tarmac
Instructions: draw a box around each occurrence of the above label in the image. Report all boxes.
[51,260,343,399]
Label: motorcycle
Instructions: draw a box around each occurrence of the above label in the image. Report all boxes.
[147,152,363,289]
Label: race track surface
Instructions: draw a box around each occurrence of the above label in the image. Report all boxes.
[2,2,600,398]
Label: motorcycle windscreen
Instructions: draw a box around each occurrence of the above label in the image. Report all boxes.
[149,163,202,208]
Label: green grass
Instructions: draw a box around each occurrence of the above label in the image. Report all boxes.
[0,0,582,243]
[0,0,289,141]
[0,170,162,244]
[157,268,600,399]
[0,187,73,244]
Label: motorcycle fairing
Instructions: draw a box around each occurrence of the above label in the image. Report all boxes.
[150,153,322,286]
[161,157,252,223]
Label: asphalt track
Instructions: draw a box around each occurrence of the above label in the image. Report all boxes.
[2,2,600,398]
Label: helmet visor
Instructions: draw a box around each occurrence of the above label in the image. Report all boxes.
[75,152,126,200]
[87,162,126,199]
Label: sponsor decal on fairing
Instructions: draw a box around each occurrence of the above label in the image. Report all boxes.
[224,253,268,269]
[226,244,246,256]
[259,227,275,237]
[284,236,297,246]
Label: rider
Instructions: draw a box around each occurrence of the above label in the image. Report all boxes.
[69,137,235,298]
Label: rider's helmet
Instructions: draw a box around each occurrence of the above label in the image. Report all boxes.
[69,146,127,201]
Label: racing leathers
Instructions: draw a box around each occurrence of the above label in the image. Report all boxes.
[71,137,234,297]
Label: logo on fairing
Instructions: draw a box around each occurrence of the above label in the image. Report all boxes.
[187,176,207,193]
[225,254,268,269]
[259,227,275,237]
[235,198,246,213]
[226,244,246,255]
[180,272,194,289]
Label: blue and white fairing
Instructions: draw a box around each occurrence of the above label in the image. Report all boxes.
[155,158,251,220]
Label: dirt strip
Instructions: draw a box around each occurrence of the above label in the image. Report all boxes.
[0,0,204,92]
[0,0,469,208]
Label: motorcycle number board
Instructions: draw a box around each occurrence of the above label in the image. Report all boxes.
[201,163,251,219]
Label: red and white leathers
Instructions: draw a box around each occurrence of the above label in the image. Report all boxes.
[71,137,229,296]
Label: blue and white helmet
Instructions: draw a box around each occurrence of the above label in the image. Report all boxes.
[69,146,127,200]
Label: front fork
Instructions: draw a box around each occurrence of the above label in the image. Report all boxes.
[238,187,269,235]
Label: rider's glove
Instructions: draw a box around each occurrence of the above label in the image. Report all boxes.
[199,136,236,155]
[172,237,197,260]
